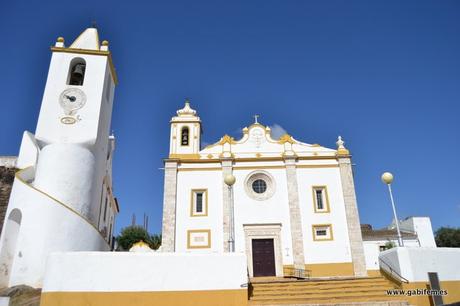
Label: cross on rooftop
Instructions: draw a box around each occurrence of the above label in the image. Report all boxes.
[254,114,259,124]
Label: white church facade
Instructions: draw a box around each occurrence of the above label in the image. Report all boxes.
[0,27,460,306]
[161,102,367,278]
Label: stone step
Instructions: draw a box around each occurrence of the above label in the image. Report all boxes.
[251,285,397,296]
[252,282,394,292]
[249,301,410,306]
[250,289,402,301]
[248,294,406,305]
[252,277,391,287]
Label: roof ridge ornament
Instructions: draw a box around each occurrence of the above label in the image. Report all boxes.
[176,99,197,117]
[336,135,350,156]
[219,134,236,145]
[278,134,295,144]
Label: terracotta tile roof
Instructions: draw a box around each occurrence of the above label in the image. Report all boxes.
[361,224,417,240]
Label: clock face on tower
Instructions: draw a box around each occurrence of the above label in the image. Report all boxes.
[59,88,87,115]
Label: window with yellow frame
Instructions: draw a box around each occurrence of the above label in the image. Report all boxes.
[312,186,330,213]
[312,224,334,241]
[190,189,208,217]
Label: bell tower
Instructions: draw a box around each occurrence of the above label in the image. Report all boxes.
[169,100,201,158]
[0,27,119,288]
[35,27,117,145]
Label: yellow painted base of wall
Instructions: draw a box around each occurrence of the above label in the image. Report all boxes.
[40,289,248,306]
[402,281,460,306]
[284,262,354,277]
[366,269,382,277]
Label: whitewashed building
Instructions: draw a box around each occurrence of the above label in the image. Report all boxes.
[0,27,119,288]
[161,101,367,278]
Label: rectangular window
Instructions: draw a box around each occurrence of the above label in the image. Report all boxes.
[103,198,108,222]
[316,229,327,236]
[187,229,211,249]
[196,192,203,213]
[191,189,208,217]
[316,190,324,210]
[312,186,330,213]
[312,224,333,241]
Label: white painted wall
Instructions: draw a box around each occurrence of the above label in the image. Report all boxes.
[363,243,380,270]
[15,132,39,169]
[42,252,248,292]
[33,144,96,221]
[175,169,224,253]
[363,239,419,270]
[0,168,109,288]
[35,52,111,146]
[379,247,460,282]
[399,217,436,247]
[175,161,353,267]
[233,167,294,265]
[296,166,352,264]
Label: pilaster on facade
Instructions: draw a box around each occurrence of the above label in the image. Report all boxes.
[161,160,179,252]
[283,156,306,269]
[337,156,367,276]
[221,158,233,252]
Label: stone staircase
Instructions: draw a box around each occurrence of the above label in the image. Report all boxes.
[248,276,409,306]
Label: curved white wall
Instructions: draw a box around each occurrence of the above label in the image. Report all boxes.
[0,168,108,288]
[33,144,96,220]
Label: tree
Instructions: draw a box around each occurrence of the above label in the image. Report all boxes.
[384,240,396,250]
[435,227,460,247]
[116,226,161,251]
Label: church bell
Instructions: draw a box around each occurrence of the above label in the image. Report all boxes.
[69,63,85,85]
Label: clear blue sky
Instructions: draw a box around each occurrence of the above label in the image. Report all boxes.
[1,1,459,235]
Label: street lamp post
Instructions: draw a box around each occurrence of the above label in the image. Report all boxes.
[381,172,404,247]
[224,174,236,252]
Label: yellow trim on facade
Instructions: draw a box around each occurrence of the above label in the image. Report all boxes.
[176,164,339,172]
[190,189,208,217]
[168,155,338,163]
[50,47,118,85]
[219,134,237,145]
[278,134,295,144]
[283,262,354,277]
[187,229,211,249]
[178,167,222,172]
[312,186,331,213]
[233,165,285,170]
[296,164,339,168]
[312,224,334,241]
[40,289,248,306]
[169,154,201,159]
[336,148,351,157]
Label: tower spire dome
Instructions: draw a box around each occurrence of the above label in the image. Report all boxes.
[176,99,197,117]
[69,27,100,50]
